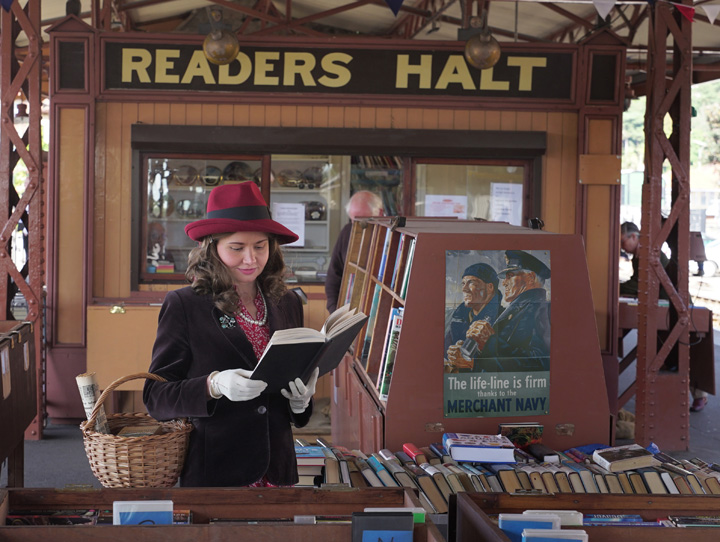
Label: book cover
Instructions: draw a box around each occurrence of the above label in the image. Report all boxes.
[400,237,415,300]
[433,463,466,493]
[442,433,516,463]
[390,233,405,290]
[320,447,341,484]
[402,463,449,514]
[112,500,174,525]
[378,307,403,400]
[354,457,384,487]
[402,442,428,465]
[522,529,588,542]
[351,511,413,542]
[486,463,523,493]
[367,454,400,487]
[294,445,327,466]
[526,443,559,463]
[498,422,543,451]
[636,467,668,494]
[592,443,656,473]
[498,513,561,542]
[251,304,367,393]
[419,462,454,502]
[360,284,382,366]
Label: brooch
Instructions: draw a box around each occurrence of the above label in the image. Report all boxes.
[219,314,236,329]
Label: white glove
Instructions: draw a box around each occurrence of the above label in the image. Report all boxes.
[208,369,267,401]
[281,367,319,414]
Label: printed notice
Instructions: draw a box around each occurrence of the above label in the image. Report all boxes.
[490,183,523,225]
[425,195,467,219]
[271,202,305,247]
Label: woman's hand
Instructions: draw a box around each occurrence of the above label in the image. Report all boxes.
[281,367,319,413]
[208,368,267,401]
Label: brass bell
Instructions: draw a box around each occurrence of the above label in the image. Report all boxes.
[464,27,501,70]
[203,29,240,66]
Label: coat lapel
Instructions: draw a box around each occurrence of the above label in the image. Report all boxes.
[211,304,257,370]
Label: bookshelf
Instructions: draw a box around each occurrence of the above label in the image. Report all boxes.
[0,487,443,540]
[0,321,36,487]
[453,492,720,542]
[331,218,611,453]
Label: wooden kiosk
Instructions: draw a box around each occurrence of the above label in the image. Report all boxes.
[332,218,610,452]
[46,16,628,425]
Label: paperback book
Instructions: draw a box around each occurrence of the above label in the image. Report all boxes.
[592,444,657,473]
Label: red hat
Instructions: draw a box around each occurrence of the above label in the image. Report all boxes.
[185,182,299,244]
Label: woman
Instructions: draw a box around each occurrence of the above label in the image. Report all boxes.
[143,181,319,487]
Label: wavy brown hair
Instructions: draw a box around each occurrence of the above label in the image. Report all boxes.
[185,233,288,315]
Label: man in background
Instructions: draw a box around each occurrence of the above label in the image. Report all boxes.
[325,191,384,313]
[620,221,670,298]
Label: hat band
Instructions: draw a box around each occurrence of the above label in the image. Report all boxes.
[207,205,270,221]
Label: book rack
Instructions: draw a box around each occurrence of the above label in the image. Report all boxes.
[0,487,443,541]
[332,218,611,453]
[453,492,720,542]
[0,321,36,487]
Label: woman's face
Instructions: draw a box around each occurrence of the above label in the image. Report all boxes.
[215,231,270,287]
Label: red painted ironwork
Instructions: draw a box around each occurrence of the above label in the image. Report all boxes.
[635,0,692,450]
[1,0,46,440]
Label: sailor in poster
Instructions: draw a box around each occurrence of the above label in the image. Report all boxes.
[444,263,503,373]
[465,250,551,371]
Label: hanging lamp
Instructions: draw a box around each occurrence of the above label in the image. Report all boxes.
[203,7,239,66]
[464,13,501,70]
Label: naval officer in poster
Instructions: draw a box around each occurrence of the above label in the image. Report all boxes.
[463,250,551,372]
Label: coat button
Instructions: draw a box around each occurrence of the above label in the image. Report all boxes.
[257,406,267,414]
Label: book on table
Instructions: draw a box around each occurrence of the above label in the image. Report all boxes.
[442,432,516,463]
[250,303,367,393]
[591,443,657,473]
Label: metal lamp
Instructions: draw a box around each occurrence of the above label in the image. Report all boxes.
[202,8,239,66]
[464,15,501,70]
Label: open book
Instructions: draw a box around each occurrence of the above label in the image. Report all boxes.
[251,304,368,393]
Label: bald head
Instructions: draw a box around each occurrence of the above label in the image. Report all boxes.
[347,191,384,220]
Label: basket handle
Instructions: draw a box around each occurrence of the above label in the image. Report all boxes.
[87,372,167,426]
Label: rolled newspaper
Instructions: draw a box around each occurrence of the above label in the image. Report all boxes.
[76,372,110,433]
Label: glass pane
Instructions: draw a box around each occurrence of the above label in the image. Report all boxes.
[414,163,525,225]
[350,155,404,216]
[270,154,344,284]
[143,156,261,282]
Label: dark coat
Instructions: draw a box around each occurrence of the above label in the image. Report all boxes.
[484,287,551,371]
[143,286,312,487]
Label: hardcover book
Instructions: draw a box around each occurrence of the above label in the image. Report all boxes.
[442,432,516,463]
[592,444,657,473]
[251,304,367,392]
[498,513,561,542]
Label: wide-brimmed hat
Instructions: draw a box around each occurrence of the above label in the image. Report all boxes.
[184,182,299,244]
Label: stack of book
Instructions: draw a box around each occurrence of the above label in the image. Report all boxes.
[294,436,720,511]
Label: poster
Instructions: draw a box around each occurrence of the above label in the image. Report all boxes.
[424,195,467,219]
[443,249,551,418]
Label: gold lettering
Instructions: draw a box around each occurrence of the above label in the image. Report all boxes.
[479,67,510,91]
[283,52,317,86]
[181,51,216,84]
[435,55,475,90]
[155,49,180,84]
[506,57,547,91]
[254,52,280,85]
[395,54,432,89]
[218,52,252,85]
[122,48,152,83]
[318,53,352,88]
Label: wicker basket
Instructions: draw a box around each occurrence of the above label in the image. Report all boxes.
[80,372,193,488]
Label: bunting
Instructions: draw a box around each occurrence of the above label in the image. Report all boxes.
[700,4,720,24]
[592,0,617,20]
[672,2,695,22]
[1,0,13,12]
[384,0,405,16]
